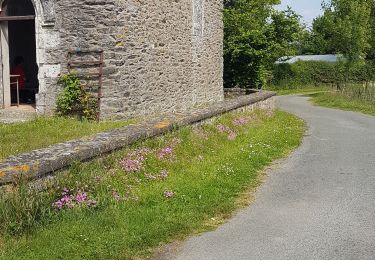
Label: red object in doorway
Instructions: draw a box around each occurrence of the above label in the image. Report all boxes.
[10,65,25,89]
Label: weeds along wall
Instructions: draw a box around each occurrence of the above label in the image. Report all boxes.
[271,61,375,88]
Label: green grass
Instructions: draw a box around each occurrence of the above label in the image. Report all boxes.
[265,85,332,96]
[309,91,375,116]
[0,110,305,259]
[0,117,133,159]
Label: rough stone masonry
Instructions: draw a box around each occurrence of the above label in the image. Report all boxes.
[1,0,224,120]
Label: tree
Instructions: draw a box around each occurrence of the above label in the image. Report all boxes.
[330,0,372,61]
[300,0,375,60]
[300,11,337,55]
[269,7,303,58]
[223,1,303,88]
[303,0,374,60]
[366,0,375,59]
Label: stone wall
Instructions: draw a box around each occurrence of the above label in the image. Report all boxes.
[33,0,224,119]
[224,88,261,99]
[0,91,275,184]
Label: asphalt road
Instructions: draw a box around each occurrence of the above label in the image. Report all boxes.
[167,95,375,260]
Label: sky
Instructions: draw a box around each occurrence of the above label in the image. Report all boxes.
[276,0,324,26]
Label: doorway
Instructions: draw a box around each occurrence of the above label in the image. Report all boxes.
[1,0,38,108]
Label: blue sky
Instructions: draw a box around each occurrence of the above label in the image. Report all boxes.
[276,0,323,26]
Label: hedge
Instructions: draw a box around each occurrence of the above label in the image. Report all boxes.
[271,60,375,88]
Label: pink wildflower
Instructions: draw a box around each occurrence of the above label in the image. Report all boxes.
[75,191,87,204]
[112,191,121,201]
[53,188,96,210]
[217,124,227,133]
[158,147,173,159]
[228,131,237,140]
[120,148,151,173]
[164,191,175,198]
[61,195,73,203]
[120,158,142,172]
[233,117,249,126]
[53,200,63,210]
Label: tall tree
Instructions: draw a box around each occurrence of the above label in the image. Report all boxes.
[224,0,303,88]
[270,7,303,58]
[300,0,375,60]
[303,0,374,60]
[300,11,337,55]
[366,0,375,59]
[329,0,372,61]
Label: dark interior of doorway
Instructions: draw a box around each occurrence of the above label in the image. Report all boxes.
[7,0,38,105]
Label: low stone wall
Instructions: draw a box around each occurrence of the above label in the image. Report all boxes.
[0,91,275,184]
[224,88,260,99]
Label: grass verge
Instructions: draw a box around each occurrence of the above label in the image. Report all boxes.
[309,92,375,116]
[0,110,305,259]
[265,85,332,96]
[0,117,132,159]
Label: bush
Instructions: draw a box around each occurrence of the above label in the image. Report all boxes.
[56,73,98,120]
[271,60,375,89]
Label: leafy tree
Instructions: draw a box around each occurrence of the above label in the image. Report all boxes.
[366,0,375,59]
[224,0,303,88]
[270,7,304,58]
[302,0,374,60]
[329,0,373,61]
[300,12,337,55]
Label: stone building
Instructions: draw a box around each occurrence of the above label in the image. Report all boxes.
[0,0,223,119]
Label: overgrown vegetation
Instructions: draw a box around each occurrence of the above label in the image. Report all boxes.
[224,1,303,88]
[0,117,131,159]
[0,110,305,259]
[56,73,98,120]
[310,84,375,116]
[224,0,375,95]
[269,59,375,114]
[271,60,375,89]
[274,0,375,92]
[300,0,375,60]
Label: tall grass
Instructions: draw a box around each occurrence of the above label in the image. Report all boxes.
[338,82,375,102]
[310,83,375,116]
[0,179,55,235]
